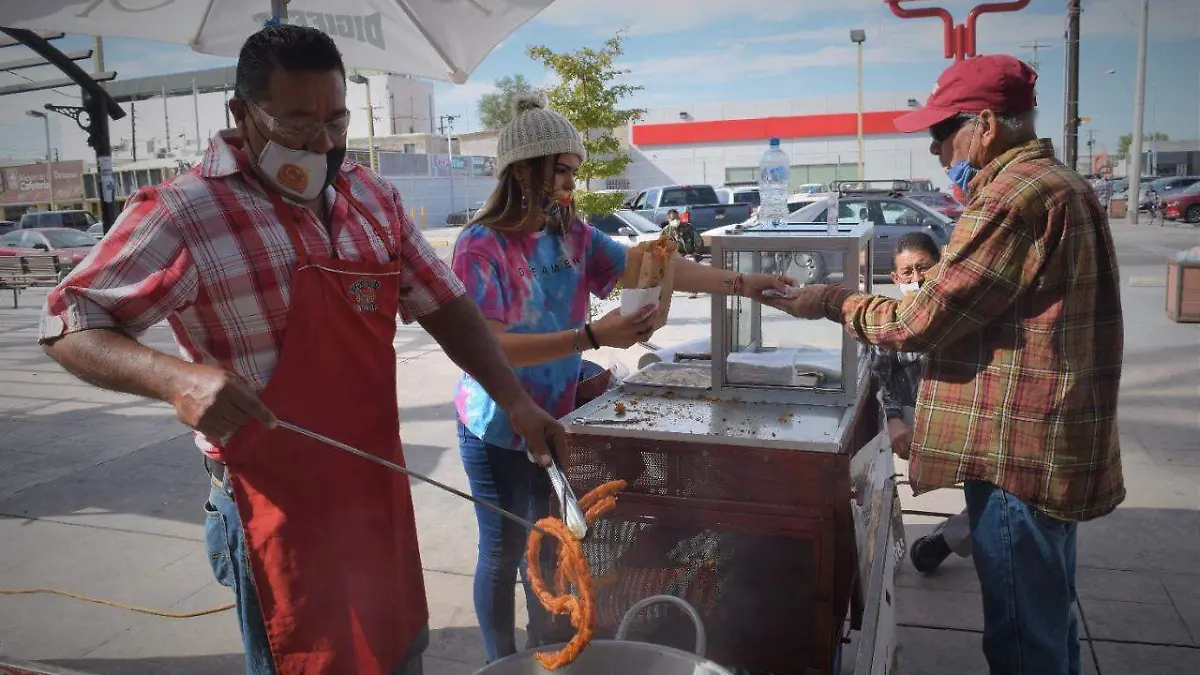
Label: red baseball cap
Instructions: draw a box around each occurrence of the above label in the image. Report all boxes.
[894,54,1038,133]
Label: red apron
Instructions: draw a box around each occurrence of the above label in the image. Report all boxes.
[220,181,427,674]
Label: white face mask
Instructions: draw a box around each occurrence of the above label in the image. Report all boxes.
[898,282,921,295]
[255,140,334,202]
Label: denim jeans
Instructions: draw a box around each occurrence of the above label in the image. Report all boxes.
[205,478,429,675]
[458,423,553,661]
[964,481,1080,675]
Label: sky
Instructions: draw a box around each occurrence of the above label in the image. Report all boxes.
[0,0,1197,163]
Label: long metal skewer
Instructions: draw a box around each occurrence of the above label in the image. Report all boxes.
[277,421,551,537]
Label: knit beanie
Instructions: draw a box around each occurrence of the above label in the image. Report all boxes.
[495,93,587,176]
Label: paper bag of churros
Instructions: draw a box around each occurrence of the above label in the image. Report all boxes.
[618,234,678,330]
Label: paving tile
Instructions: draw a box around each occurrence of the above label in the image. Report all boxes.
[0,527,206,615]
[424,569,488,666]
[894,586,984,632]
[0,593,144,660]
[1090,640,1200,675]
[0,437,211,540]
[895,626,1099,675]
[1160,574,1200,646]
[1077,508,1200,575]
[0,449,41,472]
[1074,567,1172,605]
[1080,597,1195,646]
[894,554,980,593]
[425,655,475,675]
[0,417,96,453]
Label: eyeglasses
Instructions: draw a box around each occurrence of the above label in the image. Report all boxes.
[896,263,935,278]
[930,114,978,145]
[247,100,351,147]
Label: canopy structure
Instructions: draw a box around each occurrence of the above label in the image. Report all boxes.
[0,0,557,83]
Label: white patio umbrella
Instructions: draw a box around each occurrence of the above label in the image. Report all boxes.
[0,0,556,83]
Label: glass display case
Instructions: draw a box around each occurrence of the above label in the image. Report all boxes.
[710,221,873,407]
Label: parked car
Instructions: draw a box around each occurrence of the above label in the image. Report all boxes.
[1163,182,1200,224]
[714,185,760,207]
[0,227,97,281]
[444,203,484,226]
[19,209,98,231]
[626,185,753,236]
[794,183,826,195]
[705,188,954,280]
[86,221,105,241]
[0,220,16,235]
[1140,176,1200,211]
[585,209,663,248]
[906,191,964,220]
[701,192,831,248]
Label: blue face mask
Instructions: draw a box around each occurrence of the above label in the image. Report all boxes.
[947,160,979,196]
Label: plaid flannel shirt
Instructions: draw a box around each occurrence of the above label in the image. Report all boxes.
[829,139,1125,522]
[40,133,464,459]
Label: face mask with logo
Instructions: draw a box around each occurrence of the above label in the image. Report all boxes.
[245,110,345,201]
[254,140,346,202]
[898,282,921,295]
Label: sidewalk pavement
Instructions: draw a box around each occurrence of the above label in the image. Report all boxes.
[0,218,1197,674]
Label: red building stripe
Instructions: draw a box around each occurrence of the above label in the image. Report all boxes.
[631,111,913,146]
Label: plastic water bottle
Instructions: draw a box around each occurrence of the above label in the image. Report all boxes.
[757,138,790,228]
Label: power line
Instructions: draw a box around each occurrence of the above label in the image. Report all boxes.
[1019,39,1045,72]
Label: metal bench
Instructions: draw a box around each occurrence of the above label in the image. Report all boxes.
[0,256,27,307]
[22,254,62,285]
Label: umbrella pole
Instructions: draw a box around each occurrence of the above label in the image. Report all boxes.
[270,0,288,23]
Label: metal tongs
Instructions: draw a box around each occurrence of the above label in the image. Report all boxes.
[524,439,589,541]
[546,460,589,541]
[278,421,553,537]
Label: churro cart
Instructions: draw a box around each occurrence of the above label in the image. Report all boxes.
[561,221,902,675]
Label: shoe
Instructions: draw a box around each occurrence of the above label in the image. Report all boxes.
[909,532,952,573]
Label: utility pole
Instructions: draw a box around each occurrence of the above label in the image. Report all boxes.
[1019,39,1044,71]
[1063,0,1082,172]
[192,77,201,151]
[130,100,138,161]
[162,86,171,153]
[1129,0,1149,225]
[1085,129,1097,175]
[439,114,460,216]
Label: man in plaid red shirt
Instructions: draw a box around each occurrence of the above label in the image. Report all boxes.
[768,55,1124,675]
[39,25,565,675]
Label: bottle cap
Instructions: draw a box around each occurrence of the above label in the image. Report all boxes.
[769,137,781,146]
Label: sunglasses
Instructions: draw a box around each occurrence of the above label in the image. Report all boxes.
[930,114,978,144]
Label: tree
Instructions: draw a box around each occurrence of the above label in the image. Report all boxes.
[527,33,645,216]
[478,74,536,130]
[1116,131,1169,159]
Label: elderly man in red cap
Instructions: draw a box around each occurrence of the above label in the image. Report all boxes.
[768,55,1124,674]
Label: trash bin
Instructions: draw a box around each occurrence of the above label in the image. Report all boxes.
[1109,196,1128,218]
[1166,247,1200,323]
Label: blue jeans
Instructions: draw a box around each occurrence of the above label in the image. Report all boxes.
[458,423,553,661]
[964,481,1080,675]
[205,479,429,674]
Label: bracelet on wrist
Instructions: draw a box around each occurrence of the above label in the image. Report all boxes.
[731,273,746,297]
[583,323,601,350]
[571,327,585,353]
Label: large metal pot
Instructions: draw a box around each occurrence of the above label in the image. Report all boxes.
[474,595,734,675]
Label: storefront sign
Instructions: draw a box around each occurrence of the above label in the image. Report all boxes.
[0,161,85,205]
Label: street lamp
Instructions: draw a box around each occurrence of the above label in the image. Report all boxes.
[850,29,867,182]
[27,110,56,210]
[348,73,377,172]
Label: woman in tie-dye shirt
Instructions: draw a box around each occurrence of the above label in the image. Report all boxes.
[452,95,789,661]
